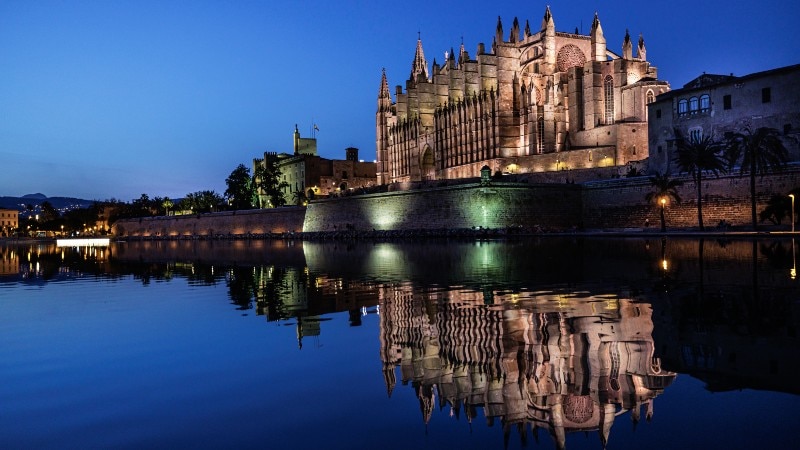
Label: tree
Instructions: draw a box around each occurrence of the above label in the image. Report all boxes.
[645,172,683,232]
[40,201,59,222]
[725,127,789,230]
[162,197,174,216]
[292,190,308,206]
[225,164,255,210]
[253,159,289,208]
[181,190,223,213]
[673,131,726,230]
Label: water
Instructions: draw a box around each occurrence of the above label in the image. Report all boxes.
[1,238,798,449]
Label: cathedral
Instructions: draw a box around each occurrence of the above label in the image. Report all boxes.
[376,7,670,185]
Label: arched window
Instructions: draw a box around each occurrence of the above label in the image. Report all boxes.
[678,99,688,116]
[537,117,545,153]
[646,90,655,104]
[689,97,698,113]
[604,76,614,125]
[700,94,710,112]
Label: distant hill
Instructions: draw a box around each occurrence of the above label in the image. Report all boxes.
[0,194,95,213]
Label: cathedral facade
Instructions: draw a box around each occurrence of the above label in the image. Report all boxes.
[376,7,670,185]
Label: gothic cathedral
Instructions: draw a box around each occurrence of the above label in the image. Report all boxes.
[376,7,670,185]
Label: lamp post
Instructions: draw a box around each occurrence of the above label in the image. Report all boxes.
[790,194,795,233]
[660,197,667,233]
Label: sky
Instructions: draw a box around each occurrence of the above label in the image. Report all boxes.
[1,0,798,201]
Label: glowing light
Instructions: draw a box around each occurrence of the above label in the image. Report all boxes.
[662,259,668,271]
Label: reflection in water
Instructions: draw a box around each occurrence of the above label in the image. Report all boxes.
[2,237,798,448]
[379,287,674,448]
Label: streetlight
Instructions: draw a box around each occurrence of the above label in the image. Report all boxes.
[660,197,667,233]
[790,194,795,234]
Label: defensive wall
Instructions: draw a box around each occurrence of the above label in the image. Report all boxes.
[583,165,800,229]
[112,166,800,237]
[113,207,305,238]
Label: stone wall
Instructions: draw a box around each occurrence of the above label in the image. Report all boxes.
[112,166,800,237]
[303,182,583,232]
[113,207,306,237]
[583,165,800,229]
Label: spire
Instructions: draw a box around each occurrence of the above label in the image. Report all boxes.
[410,36,429,82]
[637,33,647,61]
[590,12,607,61]
[524,19,531,37]
[510,17,520,43]
[495,16,503,43]
[622,29,632,59]
[378,68,392,112]
[458,37,466,65]
[541,5,553,30]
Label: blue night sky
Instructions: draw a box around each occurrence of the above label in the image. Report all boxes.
[1,0,798,201]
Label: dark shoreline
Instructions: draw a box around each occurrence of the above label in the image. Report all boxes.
[4,227,799,245]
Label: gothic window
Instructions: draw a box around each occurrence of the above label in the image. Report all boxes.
[689,127,702,142]
[604,76,614,125]
[689,97,698,113]
[556,44,587,72]
[700,94,710,113]
[646,90,655,104]
[537,117,545,153]
[678,99,688,116]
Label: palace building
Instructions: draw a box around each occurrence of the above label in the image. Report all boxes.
[376,7,669,185]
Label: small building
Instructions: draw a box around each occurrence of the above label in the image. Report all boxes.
[253,126,377,206]
[648,64,800,175]
[0,208,19,237]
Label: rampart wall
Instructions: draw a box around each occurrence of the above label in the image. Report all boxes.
[583,165,800,229]
[112,166,800,237]
[302,183,583,232]
[113,207,305,237]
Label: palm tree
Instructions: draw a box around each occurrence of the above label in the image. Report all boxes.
[673,131,726,230]
[725,127,789,230]
[162,198,174,216]
[645,172,683,232]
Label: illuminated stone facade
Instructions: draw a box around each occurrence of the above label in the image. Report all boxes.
[376,7,669,185]
[648,64,800,175]
[254,126,377,205]
[0,208,18,237]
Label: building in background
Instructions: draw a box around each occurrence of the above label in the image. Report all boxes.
[376,7,669,185]
[0,208,19,237]
[254,125,377,206]
[648,64,800,175]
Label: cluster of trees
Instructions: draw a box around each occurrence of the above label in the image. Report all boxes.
[225,162,289,210]
[648,126,795,231]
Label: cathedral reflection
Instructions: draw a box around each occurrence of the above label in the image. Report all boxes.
[3,237,798,447]
[379,287,674,448]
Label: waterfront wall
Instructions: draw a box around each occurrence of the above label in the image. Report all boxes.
[112,167,800,237]
[302,183,583,232]
[583,165,800,229]
[113,207,305,237]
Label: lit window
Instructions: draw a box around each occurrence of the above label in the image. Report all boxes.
[604,76,614,125]
[689,97,698,113]
[678,99,688,116]
[700,94,710,113]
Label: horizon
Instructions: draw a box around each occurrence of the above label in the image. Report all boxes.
[2,0,798,201]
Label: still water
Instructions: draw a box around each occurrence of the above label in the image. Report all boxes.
[1,238,798,449]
